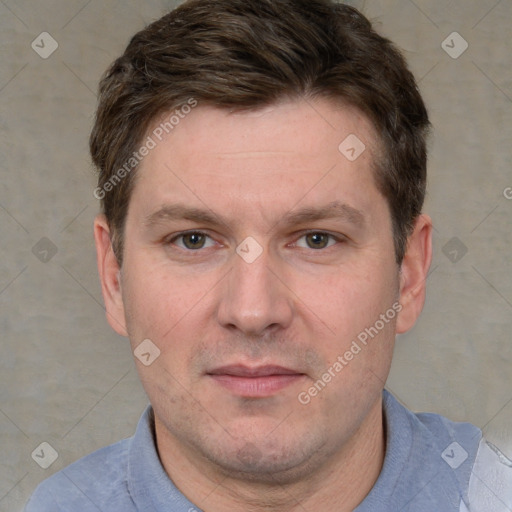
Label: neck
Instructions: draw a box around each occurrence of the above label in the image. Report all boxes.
[155,396,385,512]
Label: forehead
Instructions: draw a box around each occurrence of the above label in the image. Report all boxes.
[147,98,377,161]
[129,98,384,224]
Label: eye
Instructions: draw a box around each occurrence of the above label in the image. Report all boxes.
[169,231,216,250]
[295,232,339,250]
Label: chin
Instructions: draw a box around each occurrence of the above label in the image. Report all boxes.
[198,429,327,484]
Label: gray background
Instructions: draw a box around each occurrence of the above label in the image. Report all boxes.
[1,0,511,510]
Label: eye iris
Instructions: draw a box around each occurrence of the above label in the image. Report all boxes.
[183,233,205,249]
[306,233,328,249]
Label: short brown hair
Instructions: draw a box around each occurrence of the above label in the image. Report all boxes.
[90,0,430,265]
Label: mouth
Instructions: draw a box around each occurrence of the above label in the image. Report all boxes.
[207,365,306,397]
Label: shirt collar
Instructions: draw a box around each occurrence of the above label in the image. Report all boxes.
[355,390,469,511]
[127,405,200,512]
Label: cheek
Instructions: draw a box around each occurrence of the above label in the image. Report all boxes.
[121,254,221,366]
[121,266,202,395]
[295,263,398,344]
[121,258,185,342]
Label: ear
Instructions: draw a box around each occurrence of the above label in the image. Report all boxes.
[93,214,128,337]
[396,214,433,334]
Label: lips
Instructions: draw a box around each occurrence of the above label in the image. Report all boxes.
[207,365,305,397]
[208,365,302,377]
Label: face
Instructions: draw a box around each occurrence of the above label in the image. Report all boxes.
[95,98,431,484]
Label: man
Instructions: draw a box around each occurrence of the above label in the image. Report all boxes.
[25,0,512,510]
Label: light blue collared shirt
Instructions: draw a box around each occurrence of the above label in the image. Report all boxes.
[25,390,512,511]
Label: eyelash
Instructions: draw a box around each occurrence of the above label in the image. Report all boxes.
[165,230,346,251]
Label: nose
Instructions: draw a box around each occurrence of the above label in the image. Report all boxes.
[216,241,294,337]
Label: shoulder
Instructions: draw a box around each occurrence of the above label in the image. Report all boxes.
[464,438,512,511]
[377,391,512,511]
[24,437,136,512]
[406,403,512,510]
[384,390,483,464]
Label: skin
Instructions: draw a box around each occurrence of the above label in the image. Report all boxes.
[94,98,432,512]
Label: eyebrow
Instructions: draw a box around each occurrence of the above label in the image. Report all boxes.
[144,205,225,228]
[281,201,366,229]
[143,201,366,230]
